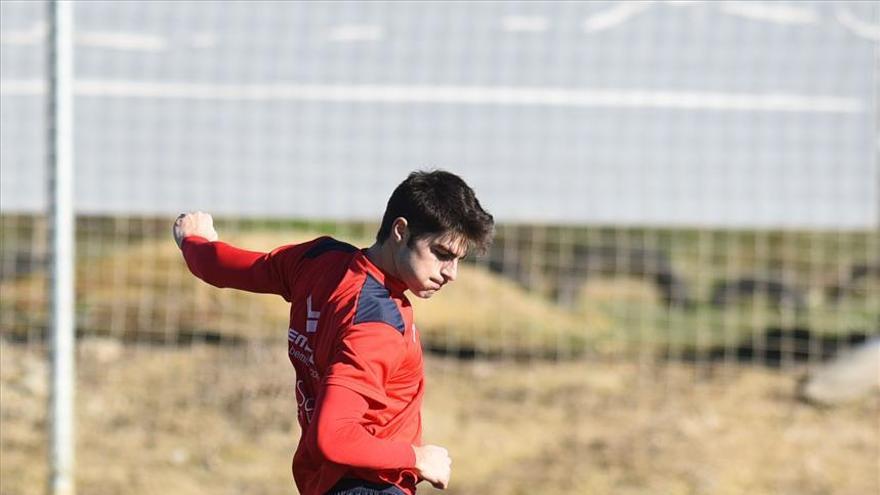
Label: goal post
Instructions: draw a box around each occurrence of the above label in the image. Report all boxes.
[46,1,76,494]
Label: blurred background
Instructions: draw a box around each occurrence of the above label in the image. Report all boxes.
[1,1,878,494]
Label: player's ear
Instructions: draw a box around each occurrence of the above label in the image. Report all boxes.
[391,217,409,244]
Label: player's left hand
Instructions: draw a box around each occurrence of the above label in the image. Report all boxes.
[413,444,452,490]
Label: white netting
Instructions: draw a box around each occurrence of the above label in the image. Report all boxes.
[1,2,877,494]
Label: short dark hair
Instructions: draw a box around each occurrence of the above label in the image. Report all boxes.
[376,170,494,255]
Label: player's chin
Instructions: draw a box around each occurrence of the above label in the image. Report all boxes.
[413,288,439,299]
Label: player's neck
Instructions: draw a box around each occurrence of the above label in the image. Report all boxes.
[365,241,400,281]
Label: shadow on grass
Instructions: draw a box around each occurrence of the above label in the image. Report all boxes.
[668,327,874,368]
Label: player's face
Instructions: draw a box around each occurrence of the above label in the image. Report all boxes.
[394,230,467,299]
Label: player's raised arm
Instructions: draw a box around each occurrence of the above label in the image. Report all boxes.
[173,211,293,297]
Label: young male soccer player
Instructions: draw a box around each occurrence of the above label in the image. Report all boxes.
[173,170,494,495]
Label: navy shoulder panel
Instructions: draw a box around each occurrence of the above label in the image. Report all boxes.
[354,274,406,334]
[304,237,358,259]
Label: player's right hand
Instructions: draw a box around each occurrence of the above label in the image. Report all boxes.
[173,211,218,248]
[413,444,452,490]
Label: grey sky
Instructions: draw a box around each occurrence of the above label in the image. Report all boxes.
[1,1,877,229]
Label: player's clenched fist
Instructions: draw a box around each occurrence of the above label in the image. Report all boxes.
[173,211,218,248]
[413,444,452,490]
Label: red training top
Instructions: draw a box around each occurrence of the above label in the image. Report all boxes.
[181,236,425,495]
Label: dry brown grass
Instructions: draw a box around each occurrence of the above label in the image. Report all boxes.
[0,231,609,355]
[2,339,877,495]
[411,264,611,357]
[2,230,877,494]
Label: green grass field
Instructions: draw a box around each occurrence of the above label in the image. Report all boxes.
[1,214,877,358]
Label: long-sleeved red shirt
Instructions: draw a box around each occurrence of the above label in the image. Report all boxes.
[182,235,424,495]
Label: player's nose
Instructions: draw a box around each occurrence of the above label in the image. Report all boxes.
[440,259,458,283]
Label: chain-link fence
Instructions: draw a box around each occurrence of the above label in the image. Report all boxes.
[1,2,878,494]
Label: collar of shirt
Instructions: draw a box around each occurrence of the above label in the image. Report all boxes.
[357,249,408,296]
